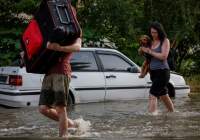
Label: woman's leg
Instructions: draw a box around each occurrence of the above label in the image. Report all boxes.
[148,94,158,113]
[160,94,174,112]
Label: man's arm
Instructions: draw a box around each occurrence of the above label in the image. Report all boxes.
[47,37,82,52]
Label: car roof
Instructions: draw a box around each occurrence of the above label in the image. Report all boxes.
[80,47,119,53]
[79,47,139,67]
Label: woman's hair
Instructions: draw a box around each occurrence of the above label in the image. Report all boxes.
[148,21,167,42]
[139,35,152,47]
[70,0,77,7]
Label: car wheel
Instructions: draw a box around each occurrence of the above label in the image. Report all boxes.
[167,84,175,98]
[66,94,74,109]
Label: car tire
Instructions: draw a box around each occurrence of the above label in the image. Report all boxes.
[66,94,74,109]
[167,84,175,98]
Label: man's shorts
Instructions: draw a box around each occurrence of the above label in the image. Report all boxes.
[39,74,70,106]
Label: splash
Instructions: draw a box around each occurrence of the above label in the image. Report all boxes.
[0,126,37,132]
[68,117,92,137]
[148,110,159,116]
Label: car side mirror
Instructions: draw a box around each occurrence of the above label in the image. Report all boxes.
[127,66,139,73]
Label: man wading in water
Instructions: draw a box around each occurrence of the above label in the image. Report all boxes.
[38,0,82,138]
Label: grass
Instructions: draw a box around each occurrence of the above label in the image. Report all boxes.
[188,93,200,101]
[185,74,200,93]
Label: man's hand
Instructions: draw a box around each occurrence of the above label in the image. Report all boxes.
[19,51,25,68]
[46,42,61,51]
[46,38,82,53]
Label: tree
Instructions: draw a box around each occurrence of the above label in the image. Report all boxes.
[0,0,40,66]
[78,0,146,63]
[0,0,199,75]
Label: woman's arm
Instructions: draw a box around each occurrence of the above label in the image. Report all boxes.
[141,38,170,61]
[46,37,82,52]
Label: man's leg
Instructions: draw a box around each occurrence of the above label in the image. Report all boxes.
[39,105,76,127]
[55,105,68,137]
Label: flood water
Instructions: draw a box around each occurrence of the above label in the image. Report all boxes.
[0,94,200,140]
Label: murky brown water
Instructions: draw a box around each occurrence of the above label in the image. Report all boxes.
[0,94,200,140]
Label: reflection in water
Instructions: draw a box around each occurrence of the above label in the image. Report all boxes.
[0,95,200,140]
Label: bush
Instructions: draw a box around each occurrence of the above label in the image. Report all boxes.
[185,75,200,92]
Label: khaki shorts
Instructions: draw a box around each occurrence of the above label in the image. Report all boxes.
[39,74,70,106]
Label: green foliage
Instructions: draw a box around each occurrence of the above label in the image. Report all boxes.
[79,0,145,41]
[0,0,199,76]
[119,43,144,66]
[185,74,200,92]
[0,0,39,66]
[78,0,146,63]
[15,0,40,14]
[0,37,20,66]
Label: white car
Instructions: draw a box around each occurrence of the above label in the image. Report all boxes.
[0,48,190,107]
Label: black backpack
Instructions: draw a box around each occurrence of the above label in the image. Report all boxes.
[167,48,176,71]
[159,41,176,71]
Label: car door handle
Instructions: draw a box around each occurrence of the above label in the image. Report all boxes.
[71,75,78,79]
[106,75,116,78]
[147,82,152,84]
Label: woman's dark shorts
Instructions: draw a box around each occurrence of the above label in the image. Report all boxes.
[149,69,170,97]
[39,74,70,106]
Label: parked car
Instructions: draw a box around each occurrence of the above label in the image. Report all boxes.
[0,48,190,107]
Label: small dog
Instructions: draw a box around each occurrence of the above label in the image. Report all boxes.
[138,35,152,78]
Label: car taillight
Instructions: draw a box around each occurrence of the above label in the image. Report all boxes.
[9,75,22,86]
